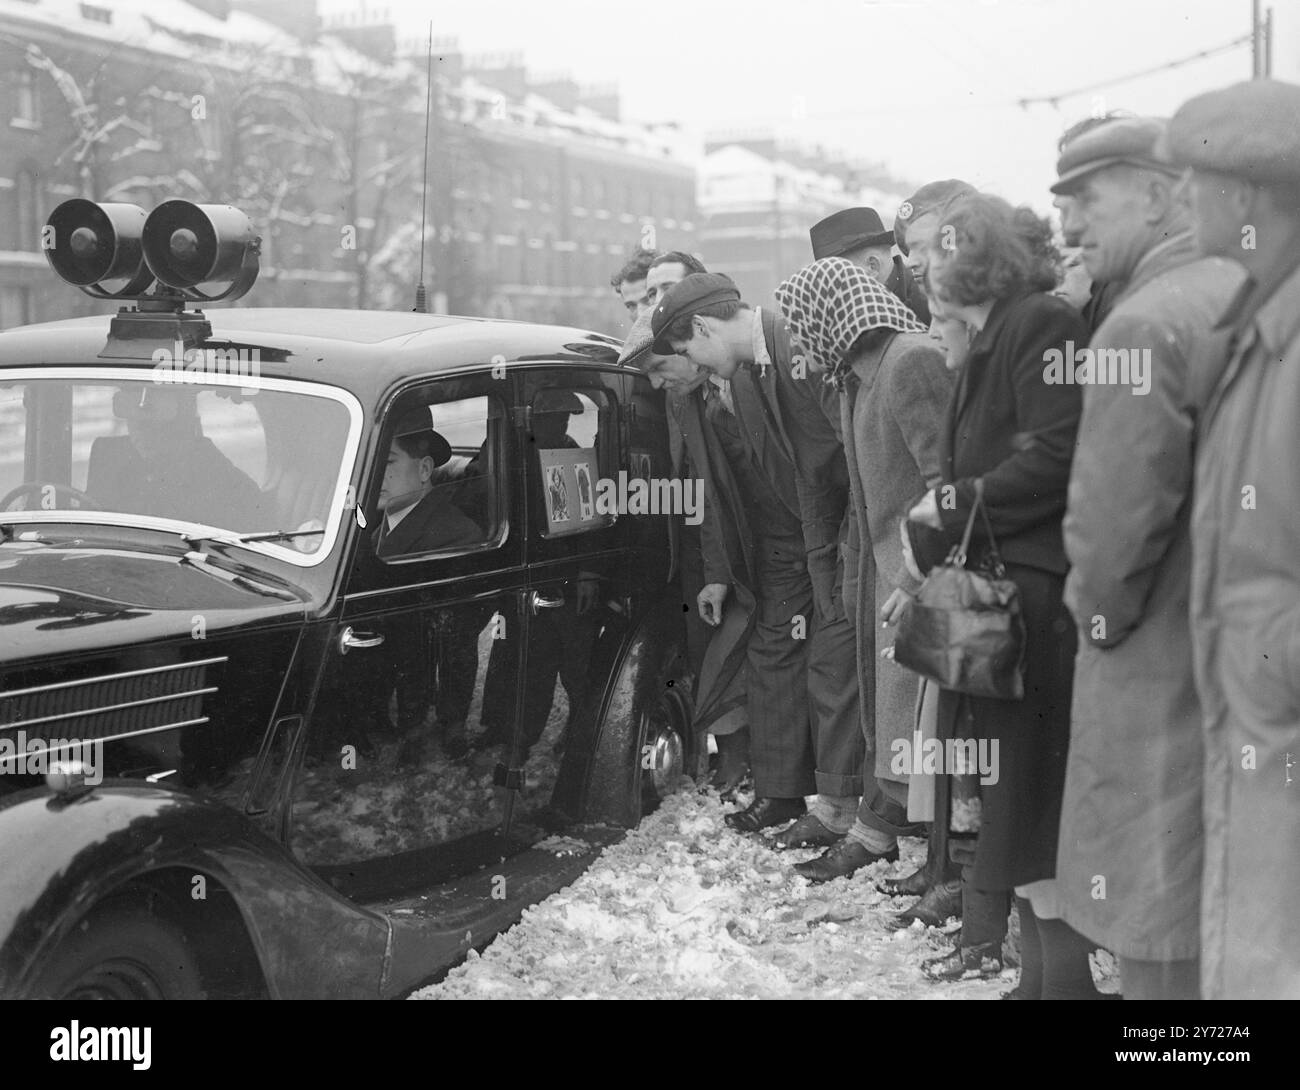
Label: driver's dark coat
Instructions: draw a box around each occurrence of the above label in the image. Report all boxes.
[373,488,483,557]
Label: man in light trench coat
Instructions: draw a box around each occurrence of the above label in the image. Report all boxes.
[1167,78,1300,1000]
[1050,116,1244,1000]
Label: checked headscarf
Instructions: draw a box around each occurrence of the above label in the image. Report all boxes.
[775,257,925,389]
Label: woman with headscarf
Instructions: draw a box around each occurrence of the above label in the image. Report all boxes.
[903,193,1104,998]
[774,259,957,911]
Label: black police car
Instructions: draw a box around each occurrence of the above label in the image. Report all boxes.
[0,199,695,998]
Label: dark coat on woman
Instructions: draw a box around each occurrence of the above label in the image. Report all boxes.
[907,290,1086,892]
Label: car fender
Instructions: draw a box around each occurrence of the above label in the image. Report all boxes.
[569,594,695,826]
[0,784,390,999]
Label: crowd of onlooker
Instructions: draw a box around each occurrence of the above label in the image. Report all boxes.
[609,77,1300,1000]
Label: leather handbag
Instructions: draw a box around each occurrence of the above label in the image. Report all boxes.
[893,479,1026,700]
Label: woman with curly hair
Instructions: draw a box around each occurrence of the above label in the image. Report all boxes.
[903,193,1105,998]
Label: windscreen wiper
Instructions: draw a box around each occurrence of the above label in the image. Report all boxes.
[182,527,325,549]
[231,528,326,545]
[178,550,299,601]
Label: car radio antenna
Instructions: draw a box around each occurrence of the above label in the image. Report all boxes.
[414,22,433,313]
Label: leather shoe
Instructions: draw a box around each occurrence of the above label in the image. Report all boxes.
[793,838,899,883]
[725,796,806,833]
[772,813,844,850]
[878,866,930,897]
[921,940,1003,981]
[886,878,962,930]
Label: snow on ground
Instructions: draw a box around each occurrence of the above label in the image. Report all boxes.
[413,787,1028,1000]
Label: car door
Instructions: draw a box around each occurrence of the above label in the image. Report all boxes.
[290,370,529,900]
[506,365,628,829]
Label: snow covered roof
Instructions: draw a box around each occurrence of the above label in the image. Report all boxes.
[700,143,905,221]
[0,0,694,168]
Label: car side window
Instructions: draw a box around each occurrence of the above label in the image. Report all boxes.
[372,391,506,563]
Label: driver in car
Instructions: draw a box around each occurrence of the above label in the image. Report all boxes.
[86,385,263,529]
[374,412,482,557]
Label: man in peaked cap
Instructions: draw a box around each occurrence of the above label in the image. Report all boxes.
[893,179,977,300]
[809,207,930,324]
[1164,78,1300,1001]
[1050,115,1245,1000]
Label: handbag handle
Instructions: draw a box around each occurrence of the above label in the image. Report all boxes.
[950,479,1007,575]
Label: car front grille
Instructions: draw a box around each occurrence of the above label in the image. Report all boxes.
[0,657,225,753]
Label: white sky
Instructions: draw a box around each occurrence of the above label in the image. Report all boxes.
[323,0,1300,210]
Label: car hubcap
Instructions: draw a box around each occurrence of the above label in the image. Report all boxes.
[643,702,685,799]
[64,959,168,1000]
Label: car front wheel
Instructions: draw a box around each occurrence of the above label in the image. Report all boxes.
[639,684,692,815]
[30,899,206,1000]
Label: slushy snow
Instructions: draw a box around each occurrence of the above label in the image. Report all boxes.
[411,786,1121,999]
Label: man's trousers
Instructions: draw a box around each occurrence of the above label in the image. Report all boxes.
[747,538,862,798]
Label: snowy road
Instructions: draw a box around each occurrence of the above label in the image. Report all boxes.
[411,788,1112,1000]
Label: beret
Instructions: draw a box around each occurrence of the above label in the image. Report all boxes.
[617,307,658,370]
[1050,116,1178,194]
[1167,79,1300,184]
[650,272,741,355]
[895,179,975,255]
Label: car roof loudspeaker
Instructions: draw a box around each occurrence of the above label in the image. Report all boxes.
[143,200,260,302]
[45,199,154,297]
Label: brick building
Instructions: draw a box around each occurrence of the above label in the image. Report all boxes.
[0,0,696,337]
[698,132,912,308]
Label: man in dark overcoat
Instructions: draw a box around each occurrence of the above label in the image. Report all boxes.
[654,274,868,844]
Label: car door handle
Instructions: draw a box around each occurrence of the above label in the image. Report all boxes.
[528,591,564,615]
[339,626,385,654]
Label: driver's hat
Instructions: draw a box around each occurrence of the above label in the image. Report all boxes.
[392,409,453,467]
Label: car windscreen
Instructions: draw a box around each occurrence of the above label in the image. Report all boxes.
[0,368,362,566]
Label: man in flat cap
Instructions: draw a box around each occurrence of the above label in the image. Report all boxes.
[1050,116,1245,1000]
[619,265,755,795]
[809,207,930,324]
[654,274,872,859]
[1052,114,1131,334]
[1166,78,1300,1001]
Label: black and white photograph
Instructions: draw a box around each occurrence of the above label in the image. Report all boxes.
[544,462,570,524]
[574,460,594,521]
[0,0,1295,1039]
